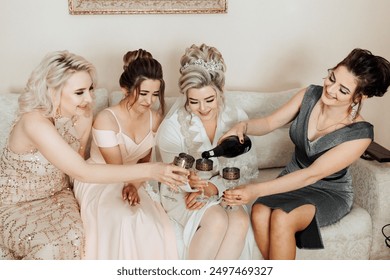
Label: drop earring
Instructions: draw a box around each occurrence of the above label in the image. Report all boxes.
[349,102,358,122]
[54,106,62,121]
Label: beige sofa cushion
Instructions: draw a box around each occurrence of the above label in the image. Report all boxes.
[224,89,298,168]
[92,88,110,117]
[0,93,19,150]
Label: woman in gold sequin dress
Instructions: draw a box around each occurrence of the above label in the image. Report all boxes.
[0,51,189,260]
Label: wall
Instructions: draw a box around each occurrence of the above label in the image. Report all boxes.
[1,0,389,149]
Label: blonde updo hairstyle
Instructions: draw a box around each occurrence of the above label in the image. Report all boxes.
[178,43,226,111]
[18,50,96,119]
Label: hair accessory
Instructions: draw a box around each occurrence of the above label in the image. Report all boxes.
[180,58,223,73]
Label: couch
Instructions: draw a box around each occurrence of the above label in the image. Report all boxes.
[1,88,389,260]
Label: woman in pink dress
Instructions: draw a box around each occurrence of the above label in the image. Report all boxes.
[73,49,178,259]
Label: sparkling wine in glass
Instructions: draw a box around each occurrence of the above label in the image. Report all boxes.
[222,167,240,211]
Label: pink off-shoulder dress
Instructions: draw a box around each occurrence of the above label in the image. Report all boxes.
[74,109,178,259]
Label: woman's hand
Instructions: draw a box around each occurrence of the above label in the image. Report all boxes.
[122,183,140,206]
[185,191,206,210]
[151,162,190,189]
[218,121,247,144]
[188,171,208,193]
[189,171,218,197]
[222,184,255,205]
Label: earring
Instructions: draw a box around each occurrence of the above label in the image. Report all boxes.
[349,103,358,122]
[54,106,62,120]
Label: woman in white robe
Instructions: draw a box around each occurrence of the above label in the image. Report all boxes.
[155,44,259,259]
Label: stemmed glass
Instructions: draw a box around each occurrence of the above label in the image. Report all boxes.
[222,167,240,211]
[194,158,214,202]
[163,153,195,202]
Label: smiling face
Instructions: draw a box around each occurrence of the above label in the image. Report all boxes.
[187,86,219,122]
[126,79,161,114]
[321,65,358,108]
[59,71,94,117]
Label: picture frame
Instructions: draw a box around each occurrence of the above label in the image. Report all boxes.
[68,0,228,15]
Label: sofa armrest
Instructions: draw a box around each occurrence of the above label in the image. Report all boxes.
[350,158,390,259]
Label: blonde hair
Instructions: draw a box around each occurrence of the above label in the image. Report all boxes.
[178,43,226,106]
[17,50,96,119]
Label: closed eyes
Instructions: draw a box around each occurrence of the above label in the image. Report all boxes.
[75,85,94,95]
[327,70,351,95]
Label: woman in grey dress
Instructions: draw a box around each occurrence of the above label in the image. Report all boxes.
[221,48,390,259]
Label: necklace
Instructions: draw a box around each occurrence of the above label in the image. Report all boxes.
[315,104,349,132]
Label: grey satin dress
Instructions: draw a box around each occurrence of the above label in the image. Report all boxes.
[254,85,374,249]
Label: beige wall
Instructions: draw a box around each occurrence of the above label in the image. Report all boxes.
[1,0,389,149]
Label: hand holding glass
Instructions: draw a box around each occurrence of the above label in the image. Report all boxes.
[222,167,240,211]
[163,153,195,202]
[194,158,214,202]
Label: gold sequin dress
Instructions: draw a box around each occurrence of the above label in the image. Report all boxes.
[0,117,84,259]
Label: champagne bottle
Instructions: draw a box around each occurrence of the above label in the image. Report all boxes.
[201,135,252,159]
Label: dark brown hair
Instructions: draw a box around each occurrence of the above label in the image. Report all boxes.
[119,50,165,115]
[332,48,390,99]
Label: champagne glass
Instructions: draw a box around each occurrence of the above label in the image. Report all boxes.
[163,153,195,202]
[222,167,240,211]
[194,158,213,202]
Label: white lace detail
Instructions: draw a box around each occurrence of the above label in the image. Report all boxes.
[143,181,161,203]
[177,107,203,158]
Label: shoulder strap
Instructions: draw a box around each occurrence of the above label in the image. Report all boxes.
[104,108,122,132]
[149,110,153,130]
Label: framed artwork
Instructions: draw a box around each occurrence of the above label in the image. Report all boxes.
[68,0,228,15]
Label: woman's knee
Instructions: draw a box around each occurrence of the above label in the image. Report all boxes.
[228,207,249,231]
[251,203,271,226]
[270,209,290,228]
[201,205,229,232]
[269,207,314,236]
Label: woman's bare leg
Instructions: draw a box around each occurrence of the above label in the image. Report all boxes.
[251,203,272,259]
[269,204,315,260]
[215,206,249,259]
[188,205,228,259]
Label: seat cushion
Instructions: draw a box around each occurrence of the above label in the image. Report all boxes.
[296,204,372,259]
[0,93,19,151]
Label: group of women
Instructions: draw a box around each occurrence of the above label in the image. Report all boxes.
[1,44,389,260]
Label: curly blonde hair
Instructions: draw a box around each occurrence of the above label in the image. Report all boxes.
[17,50,96,119]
